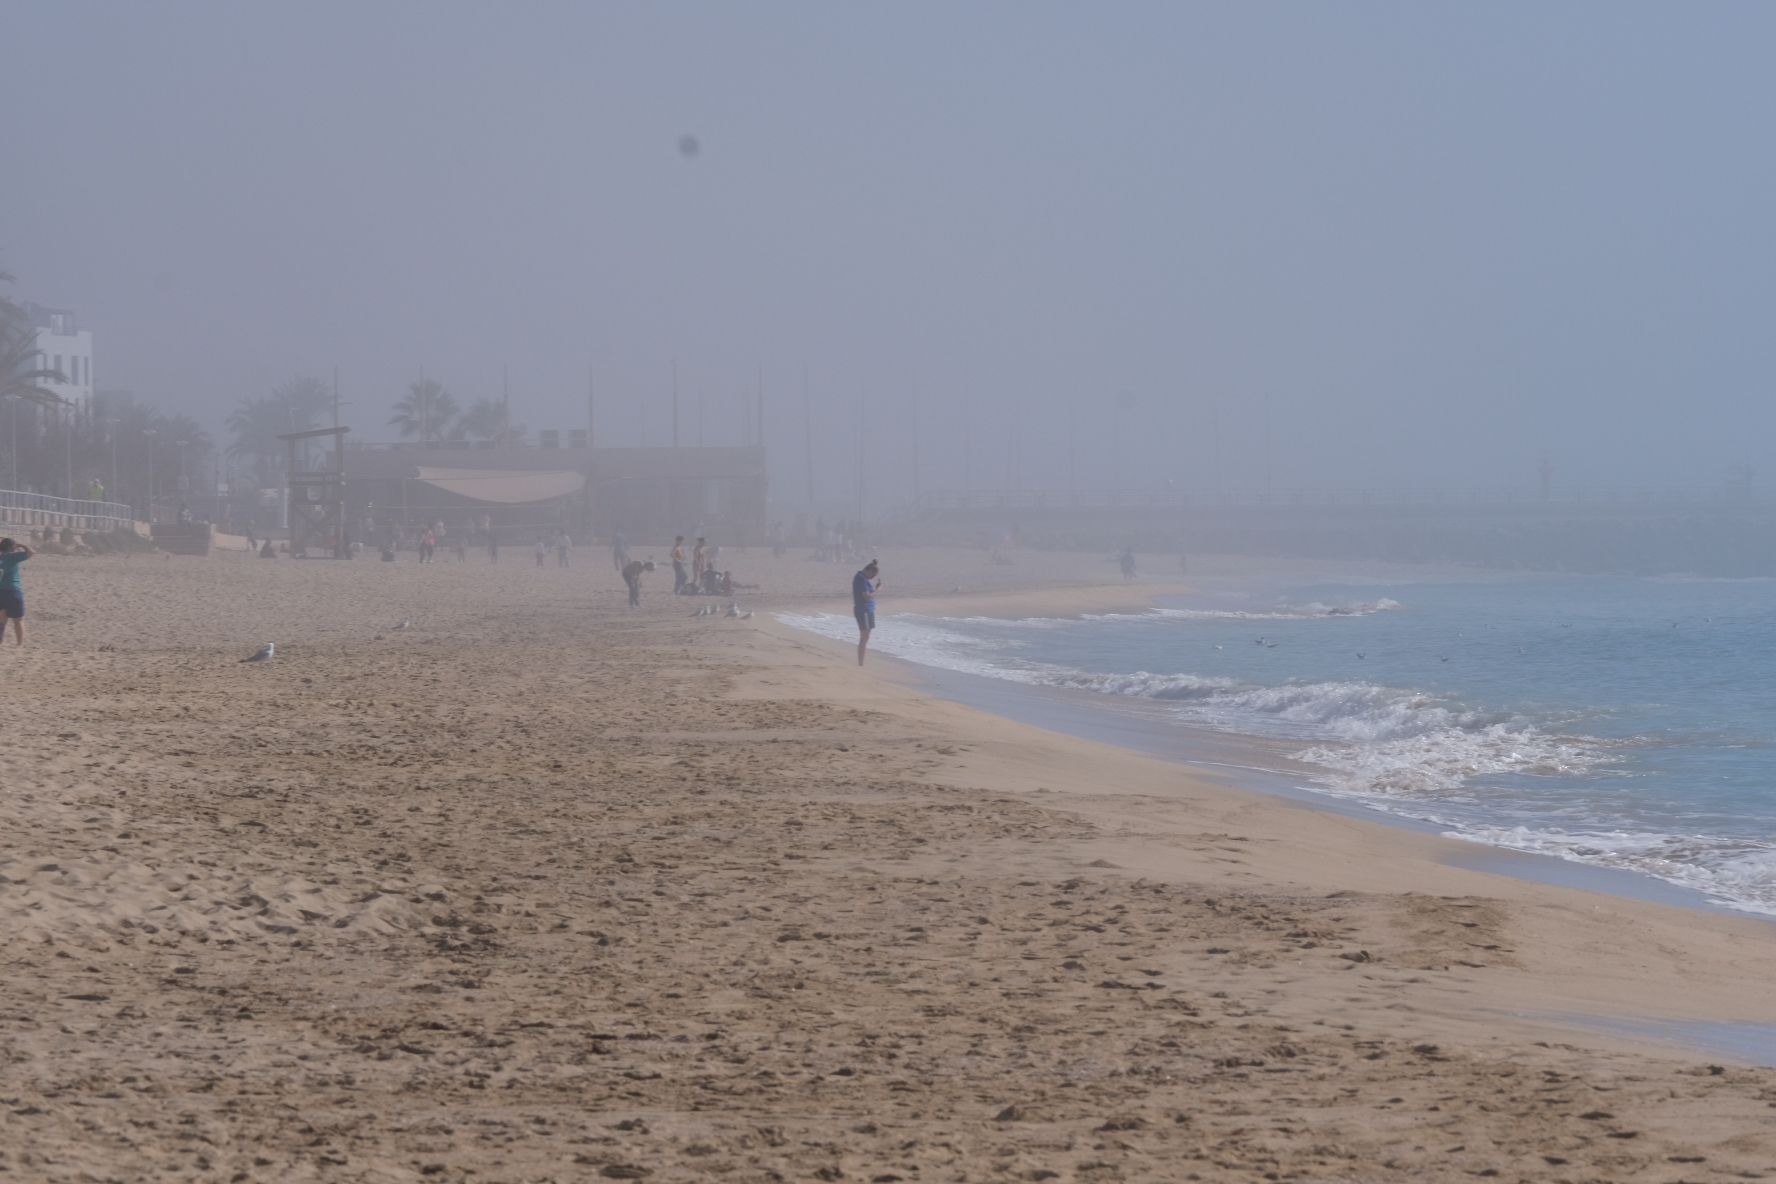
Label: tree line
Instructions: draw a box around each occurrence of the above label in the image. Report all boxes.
[1,267,210,507]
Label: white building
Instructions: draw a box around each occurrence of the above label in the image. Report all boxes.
[24,303,94,406]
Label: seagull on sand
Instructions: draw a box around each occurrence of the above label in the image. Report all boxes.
[242,643,275,664]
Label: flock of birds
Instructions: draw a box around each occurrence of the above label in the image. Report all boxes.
[691,601,753,620]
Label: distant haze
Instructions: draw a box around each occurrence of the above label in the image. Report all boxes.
[5,2,1773,508]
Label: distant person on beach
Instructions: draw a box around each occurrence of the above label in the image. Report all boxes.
[692,537,708,586]
[556,531,571,568]
[0,538,31,645]
[671,536,688,594]
[534,538,547,568]
[622,558,656,608]
[1119,547,1137,581]
[852,558,880,666]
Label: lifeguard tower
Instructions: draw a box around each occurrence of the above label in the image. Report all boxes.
[280,426,350,558]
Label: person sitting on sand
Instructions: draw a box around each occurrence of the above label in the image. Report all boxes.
[622,558,656,608]
[852,558,880,666]
[0,537,32,646]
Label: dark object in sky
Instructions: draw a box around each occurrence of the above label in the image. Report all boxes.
[678,134,700,159]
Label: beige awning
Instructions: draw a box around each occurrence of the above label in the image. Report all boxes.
[412,467,585,504]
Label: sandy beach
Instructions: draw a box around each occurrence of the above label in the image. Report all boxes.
[4,544,1776,1183]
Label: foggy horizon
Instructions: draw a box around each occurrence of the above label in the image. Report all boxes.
[6,2,1775,509]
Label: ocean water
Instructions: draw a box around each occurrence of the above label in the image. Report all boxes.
[781,573,1776,915]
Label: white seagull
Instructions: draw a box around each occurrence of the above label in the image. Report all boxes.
[242,643,275,664]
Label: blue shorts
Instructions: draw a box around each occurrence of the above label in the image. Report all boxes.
[0,588,21,619]
[854,605,875,631]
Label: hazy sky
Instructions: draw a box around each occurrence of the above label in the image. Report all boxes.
[5,2,1774,507]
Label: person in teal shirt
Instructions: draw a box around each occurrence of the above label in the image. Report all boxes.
[0,537,31,646]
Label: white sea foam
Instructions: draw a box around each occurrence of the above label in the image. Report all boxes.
[1450,825,1776,915]
[920,598,1404,629]
[1079,598,1404,624]
[775,597,1776,916]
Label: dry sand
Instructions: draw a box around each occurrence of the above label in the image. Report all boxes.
[3,543,1776,1183]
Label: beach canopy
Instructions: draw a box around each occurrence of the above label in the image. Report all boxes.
[411,466,585,504]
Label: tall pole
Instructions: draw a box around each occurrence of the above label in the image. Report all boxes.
[1263,390,1273,500]
[109,420,118,502]
[587,366,596,449]
[332,366,340,428]
[756,362,765,448]
[1068,405,1078,492]
[64,405,72,498]
[802,364,814,507]
[143,428,155,520]
[856,393,866,522]
[671,358,680,448]
[1211,399,1222,495]
[910,387,921,507]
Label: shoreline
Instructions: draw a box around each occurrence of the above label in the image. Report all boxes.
[768,576,1776,1046]
[8,548,1776,1180]
[782,573,1776,924]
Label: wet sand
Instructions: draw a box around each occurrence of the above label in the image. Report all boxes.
[4,545,1776,1182]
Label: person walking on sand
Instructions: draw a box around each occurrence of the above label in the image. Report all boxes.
[671,536,688,594]
[852,558,880,666]
[556,530,571,568]
[622,558,656,608]
[0,538,33,646]
[534,538,547,568]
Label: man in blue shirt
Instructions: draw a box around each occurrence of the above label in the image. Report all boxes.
[0,537,32,647]
[852,559,880,666]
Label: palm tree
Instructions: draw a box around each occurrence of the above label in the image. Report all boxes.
[271,375,333,431]
[0,322,64,408]
[227,376,335,487]
[0,267,62,409]
[451,397,526,446]
[226,395,285,487]
[389,377,458,445]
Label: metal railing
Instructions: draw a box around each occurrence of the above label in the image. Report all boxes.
[0,488,137,531]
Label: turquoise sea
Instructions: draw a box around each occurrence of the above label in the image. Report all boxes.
[783,570,1776,914]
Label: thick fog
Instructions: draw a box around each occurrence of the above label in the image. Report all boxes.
[5,2,1774,511]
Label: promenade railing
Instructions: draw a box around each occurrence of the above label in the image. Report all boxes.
[0,488,138,531]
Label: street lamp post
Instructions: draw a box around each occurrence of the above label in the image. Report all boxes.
[142,427,158,521]
[105,418,119,505]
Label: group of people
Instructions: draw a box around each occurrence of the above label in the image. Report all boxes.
[668,535,729,596]
[813,516,865,563]
[534,531,573,568]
